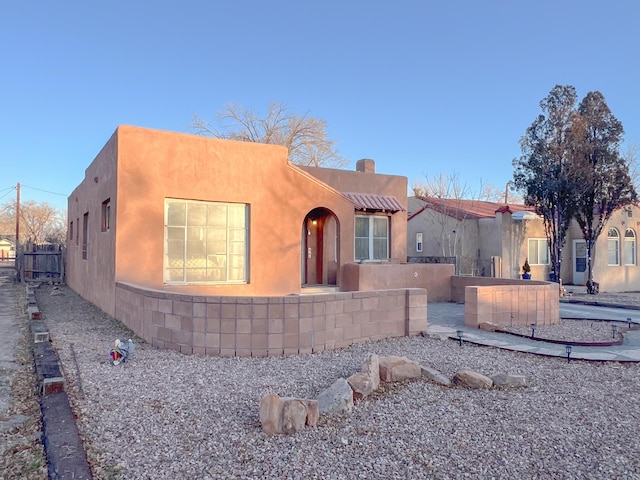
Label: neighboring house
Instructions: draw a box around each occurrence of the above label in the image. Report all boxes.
[407,196,535,277]
[407,196,640,292]
[67,125,408,319]
[0,237,15,259]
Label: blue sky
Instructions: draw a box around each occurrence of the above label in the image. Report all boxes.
[1,1,639,212]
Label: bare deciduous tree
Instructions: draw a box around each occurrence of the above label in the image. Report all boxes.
[412,173,523,204]
[0,200,66,244]
[192,101,349,168]
[412,172,490,274]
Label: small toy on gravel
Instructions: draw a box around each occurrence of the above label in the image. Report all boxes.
[110,338,135,365]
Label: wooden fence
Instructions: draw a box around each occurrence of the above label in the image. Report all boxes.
[16,241,66,283]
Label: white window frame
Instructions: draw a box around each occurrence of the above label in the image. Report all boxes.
[416,232,423,253]
[355,215,389,261]
[101,199,111,232]
[608,228,620,266]
[164,199,248,284]
[624,228,636,266]
[82,212,89,260]
[527,238,549,265]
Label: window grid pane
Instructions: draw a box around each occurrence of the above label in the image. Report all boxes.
[608,229,620,266]
[625,229,636,265]
[165,199,247,284]
[355,215,389,261]
[527,238,549,265]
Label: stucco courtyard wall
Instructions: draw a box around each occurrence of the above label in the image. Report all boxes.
[340,262,453,302]
[115,283,427,357]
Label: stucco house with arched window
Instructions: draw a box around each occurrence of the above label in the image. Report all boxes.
[408,195,640,292]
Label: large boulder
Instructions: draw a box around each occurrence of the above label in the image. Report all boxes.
[347,372,376,400]
[452,369,493,389]
[347,354,381,400]
[259,394,319,435]
[378,356,421,382]
[317,378,354,414]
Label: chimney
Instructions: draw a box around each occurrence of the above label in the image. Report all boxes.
[356,158,375,173]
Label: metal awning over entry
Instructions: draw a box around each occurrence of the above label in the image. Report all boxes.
[342,192,405,212]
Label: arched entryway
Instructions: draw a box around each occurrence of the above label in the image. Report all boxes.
[302,208,340,286]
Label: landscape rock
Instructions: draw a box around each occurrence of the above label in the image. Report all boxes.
[490,373,527,388]
[452,369,493,389]
[317,378,354,414]
[378,355,421,382]
[360,354,380,392]
[347,372,376,400]
[259,394,319,435]
[420,366,451,387]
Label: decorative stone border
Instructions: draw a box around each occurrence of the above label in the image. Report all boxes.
[25,285,92,479]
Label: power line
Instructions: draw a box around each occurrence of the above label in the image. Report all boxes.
[0,187,16,202]
[21,184,68,197]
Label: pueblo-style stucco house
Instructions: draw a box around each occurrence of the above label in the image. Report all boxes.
[408,195,640,292]
[67,125,430,356]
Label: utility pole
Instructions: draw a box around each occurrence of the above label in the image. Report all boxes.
[15,182,20,249]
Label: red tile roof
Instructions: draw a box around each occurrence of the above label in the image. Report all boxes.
[409,196,535,221]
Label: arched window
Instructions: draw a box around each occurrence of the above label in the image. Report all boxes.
[624,228,636,265]
[608,228,620,266]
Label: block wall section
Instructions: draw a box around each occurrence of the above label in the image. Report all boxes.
[464,284,559,328]
[114,283,427,357]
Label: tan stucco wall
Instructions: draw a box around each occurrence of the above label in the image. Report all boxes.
[67,134,118,316]
[575,208,640,291]
[451,275,550,303]
[341,262,453,302]
[300,165,407,261]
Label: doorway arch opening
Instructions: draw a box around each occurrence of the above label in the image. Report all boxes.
[302,208,340,286]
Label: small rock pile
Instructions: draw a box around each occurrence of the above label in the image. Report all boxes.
[259,354,527,435]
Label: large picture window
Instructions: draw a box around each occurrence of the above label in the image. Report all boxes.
[527,238,549,265]
[608,228,620,266]
[164,199,248,284]
[355,215,389,261]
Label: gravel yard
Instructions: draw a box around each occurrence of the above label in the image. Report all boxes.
[36,284,640,480]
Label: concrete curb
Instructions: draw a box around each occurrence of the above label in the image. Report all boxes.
[561,298,640,311]
[27,285,93,479]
